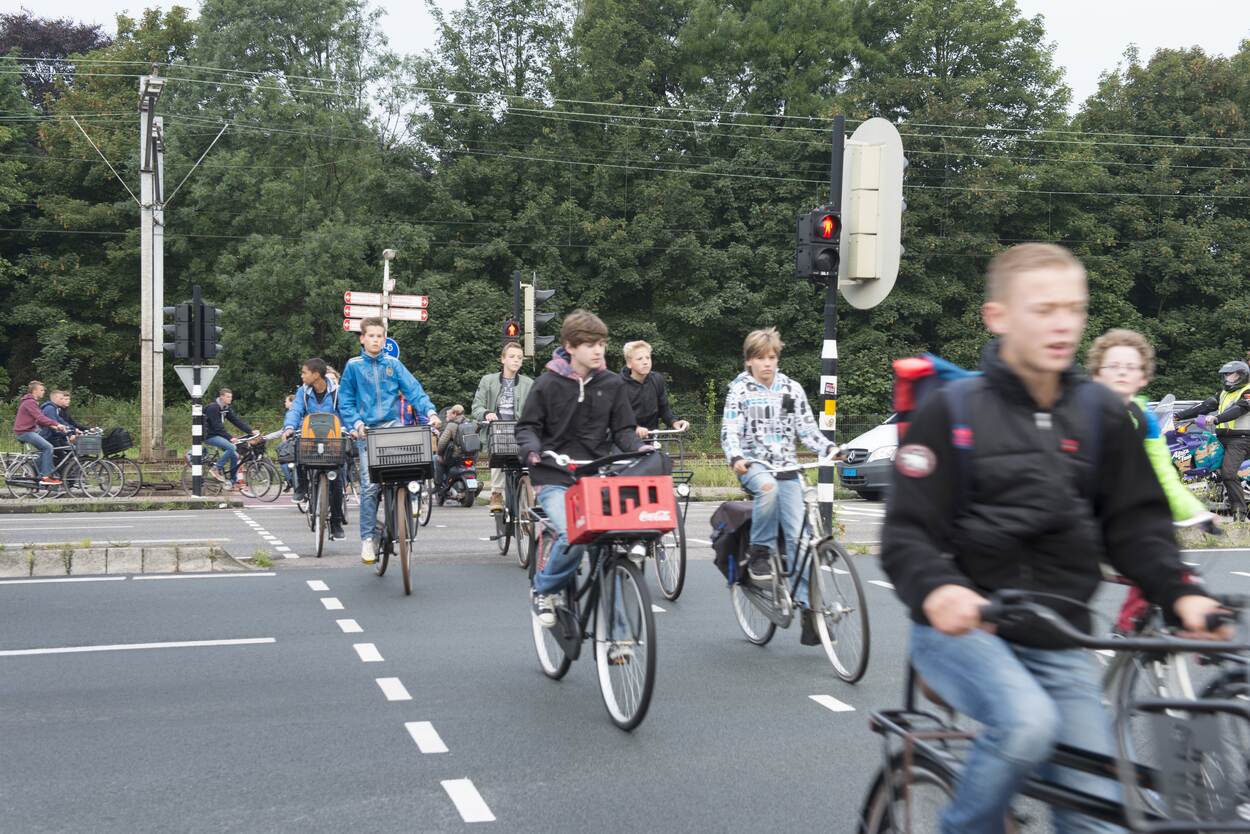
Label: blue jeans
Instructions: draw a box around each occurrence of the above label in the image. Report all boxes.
[533,484,583,594]
[910,624,1123,834]
[17,432,54,477]
[739,464,808,604]
[355,438,379,543]
[205,435,239,481]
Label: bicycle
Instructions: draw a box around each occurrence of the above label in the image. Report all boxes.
[484,421,535,567]
[362,424,432,596]
[645,428,692,600]
[727,457,871,683]
[857,591,1250,834]
[182,432,280,500]
[525,449,670,731]
[3,429,114,499]
[295,429,351,559]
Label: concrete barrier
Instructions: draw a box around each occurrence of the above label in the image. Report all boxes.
[0,543,252,577]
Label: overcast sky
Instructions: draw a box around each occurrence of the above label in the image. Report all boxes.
[18,0,1250,108]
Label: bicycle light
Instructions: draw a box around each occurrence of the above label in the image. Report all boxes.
[327,471,337,481]
[675,483,691,498]
[407,480,420,494]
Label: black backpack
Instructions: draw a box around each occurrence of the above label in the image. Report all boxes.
[102,427,133,455]
[456,420,482,457]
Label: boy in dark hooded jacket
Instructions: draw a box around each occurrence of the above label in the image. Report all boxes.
[517,310,642,627]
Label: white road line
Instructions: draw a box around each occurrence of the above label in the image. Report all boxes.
[274,546,292,552]
[0,637,275,657]
[687,537,713,546]
[321,597,344,610]
[0,525,133,532]
[0,576,127,586]
[307,580,329,591]
[283,553,300,560]
[477,537,492,542]
[435,524,448,528]
[810,694,856,713]
[868,580,895,590]
[376,677,412,701]
[1181,547,1250,554]
[133,573,276,581]
[336,619,363,633]
[441,779,495,823]
[1233,572,1250,579]
[353,643,384,662]
[651,604,666,613]
[405,721,449,754]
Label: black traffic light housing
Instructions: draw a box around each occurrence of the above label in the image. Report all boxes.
[162,302,193,359]
[795,207,841,281]
[523,280,557,357]
[198,303,223,360]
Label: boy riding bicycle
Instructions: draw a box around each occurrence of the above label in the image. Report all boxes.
[337,317,442,564]
[472,340,533,512]
[720,327,836,647]
[516,310,643,628]
[282,357,346,541]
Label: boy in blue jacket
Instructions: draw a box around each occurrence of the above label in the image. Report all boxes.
[283,358,346,540]
[337,317,442,563]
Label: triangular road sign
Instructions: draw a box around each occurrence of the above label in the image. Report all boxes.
[174,365,219,396]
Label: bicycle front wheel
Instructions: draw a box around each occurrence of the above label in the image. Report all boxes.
[595,558,657,731]
[495,487,512,555]
[111,457,143,498]
[515,474,534,569]
[314,472,329,558]
[75,459,113,499]
[397,486,413,595]
[419,479,433,526]
[810,538,871,683]
[652,513,687,601]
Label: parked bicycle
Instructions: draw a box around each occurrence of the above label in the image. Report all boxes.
[857,591,1249,834]
[727,457,871,683]
[3,429,113,499]
[525,449,672,731]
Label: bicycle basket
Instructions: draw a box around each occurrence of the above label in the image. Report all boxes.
[102,427,133,456]
[297,413,345,468]
[565,475,678,545]
[365,424,433,482]
[1119,697,1250,831]
[487,421,520,466]
[74,434,102,458]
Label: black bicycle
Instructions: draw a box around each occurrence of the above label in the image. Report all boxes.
[858,591,1250,834]
[495,462,535,567]
[363,425,432,596]
[526,450,667,731]
[296,432,350,559]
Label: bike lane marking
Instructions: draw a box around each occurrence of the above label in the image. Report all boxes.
[353,643,384,662]
[376,677,412,701]
[307,580,329,591]
[441,779,496,823]
[405,721,449,754]
[336,619,363,633]
[810,694,856,713]
[320,597,344,610]
[0,637,275,657]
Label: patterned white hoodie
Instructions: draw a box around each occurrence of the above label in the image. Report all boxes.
[720,370,834,469]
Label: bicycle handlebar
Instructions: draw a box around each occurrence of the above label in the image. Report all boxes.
[542,449,653,473]
[740,450,848,473]
[979,591,1249,653]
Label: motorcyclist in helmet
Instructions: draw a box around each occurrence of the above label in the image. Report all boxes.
[1175,360,1250,520]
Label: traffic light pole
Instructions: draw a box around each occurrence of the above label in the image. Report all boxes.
[818,115,845,530]
[190,284,204,497]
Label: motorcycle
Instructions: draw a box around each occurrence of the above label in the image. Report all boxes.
[1155,394,1250,513]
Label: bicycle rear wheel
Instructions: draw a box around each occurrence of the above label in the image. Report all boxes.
[810,538,871,683]
[182,460,225,496]
[397,486,413,595]
[244,459,280,501]
[314,472,329,558]
[652,512,687,601]
[495,482,512,555]
[595,558,657,731]
[111,457,143,498]
[858,753,956,834]
[74,459,113,499]
[5,460,41,499]
[730,582,778,645]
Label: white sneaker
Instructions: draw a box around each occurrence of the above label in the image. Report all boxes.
[361,540,377,564]
[532,593,556,628]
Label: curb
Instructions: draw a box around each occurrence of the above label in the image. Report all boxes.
[0,496,243,514]
[0,543,254,577]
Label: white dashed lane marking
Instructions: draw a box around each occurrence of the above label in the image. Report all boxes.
[320,597,344,611]
[441,779,495,823]
[868,580,895,590]
[376,677,412,701]
[406,721,449,754]
[336,619,363,633]
[810,694,856,713]
[651,604,666,613]
[354,643,384,663]
[307,580,329,592]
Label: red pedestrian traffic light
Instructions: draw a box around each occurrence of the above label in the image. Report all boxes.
[818,213,839,240]
[503,318,520,339]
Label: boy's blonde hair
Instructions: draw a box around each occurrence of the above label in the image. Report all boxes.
[743,328,784,362]
[623,340,651,360]
[986,243,1086,301]
[1087,328,1156,381]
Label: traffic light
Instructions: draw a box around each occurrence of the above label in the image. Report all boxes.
[523,281,556,358]
[162,302,193,359]
[198,303,223,359]
[503,318,521,340]
[795,207,840,281]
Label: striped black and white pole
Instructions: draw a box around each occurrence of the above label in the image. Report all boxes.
[191,364,203,497]
[818,115,846,531]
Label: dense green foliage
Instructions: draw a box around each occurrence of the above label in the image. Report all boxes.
[2,0,1249,425]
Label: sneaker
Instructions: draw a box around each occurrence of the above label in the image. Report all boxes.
[38,476,62,486]
[800,610,821,646]
[293,490,307,504]
[532,593,557,628]
[747,548,774,583]
[208,469,227,483]
[606,642,634,665]
[330,521,345,540]
[360,540,377,565]
[489,492,504,513]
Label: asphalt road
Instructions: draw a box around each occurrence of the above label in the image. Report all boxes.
[4,500,1250,832]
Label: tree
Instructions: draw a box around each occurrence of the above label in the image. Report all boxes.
[0,10,111,108]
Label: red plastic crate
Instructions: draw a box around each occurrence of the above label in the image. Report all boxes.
[565,475,678,545]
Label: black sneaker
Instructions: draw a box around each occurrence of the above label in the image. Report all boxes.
[800,610,820,646]
[293,491,307,504]
[330,521,345,540]
[747,547,774,583]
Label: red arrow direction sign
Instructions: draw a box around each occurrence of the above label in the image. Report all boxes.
[343,290,428,308]
[343,305,428,322]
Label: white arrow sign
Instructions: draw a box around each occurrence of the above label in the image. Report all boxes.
[343,290,428,308]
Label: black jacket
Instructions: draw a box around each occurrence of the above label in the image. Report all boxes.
[619,369,678,431]
[517,351,641,487]
[203,400,253,442]
[39,402,88,445]
[881,341,1194,645]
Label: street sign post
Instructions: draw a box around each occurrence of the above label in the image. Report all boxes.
[342,255,431,333]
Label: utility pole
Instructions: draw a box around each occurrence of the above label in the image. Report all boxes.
[139,73,166,460]
[817,115,846,530]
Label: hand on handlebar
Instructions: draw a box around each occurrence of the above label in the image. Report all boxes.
[923,584,991,636]
[1175,594,1235,641]
[732,459,750,476]
[673,420,690,432]
[635,426,650,439]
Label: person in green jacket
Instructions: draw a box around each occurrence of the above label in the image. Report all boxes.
[471,340,534,512]
[1088,328,1211,632]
